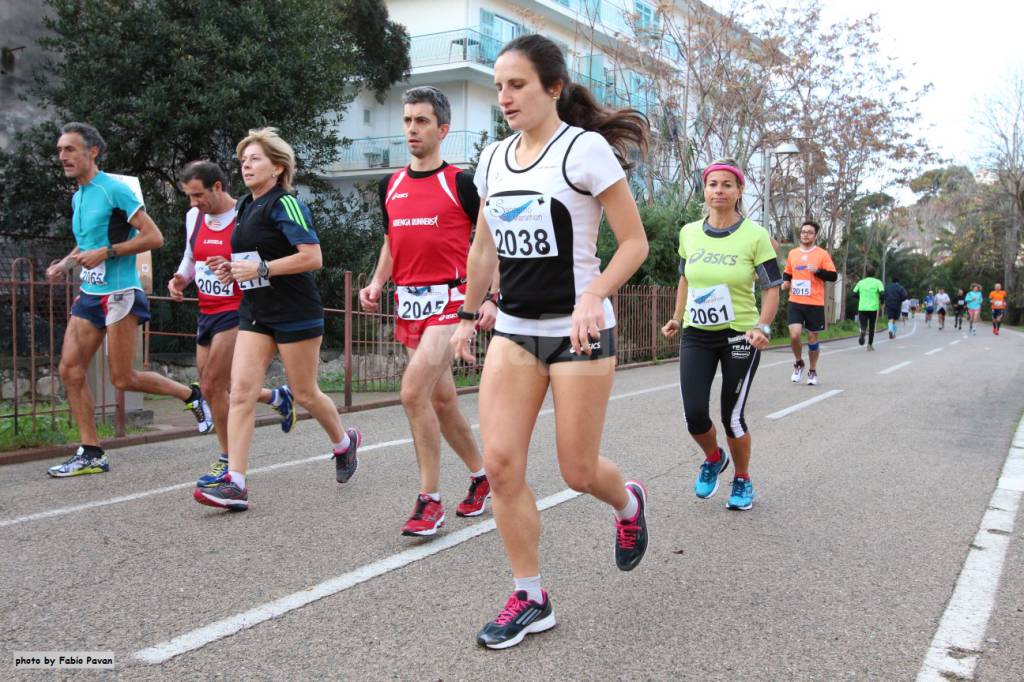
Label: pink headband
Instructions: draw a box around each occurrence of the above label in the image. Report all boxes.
[702,164,745,186]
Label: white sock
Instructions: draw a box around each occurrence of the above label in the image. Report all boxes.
[513,575,543,603]
[614,486,639,520]
[332,432,351,453]
[470,468,486,479]
[423,492,440,502]
[229,471,246,489]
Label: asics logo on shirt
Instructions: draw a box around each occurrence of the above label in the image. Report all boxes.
[688,248,739,266]
[392,193,409,199]
[392,216,439,227]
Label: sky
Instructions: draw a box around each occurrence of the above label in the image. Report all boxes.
[708,1,1024,198]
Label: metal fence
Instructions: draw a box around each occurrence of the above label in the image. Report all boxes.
[2,261,679,440]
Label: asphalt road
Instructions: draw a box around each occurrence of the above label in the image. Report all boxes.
[2,319,1022,681]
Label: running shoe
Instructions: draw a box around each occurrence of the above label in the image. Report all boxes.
[273,386,296,433]
[858,330,865,345]
[727,477,755,510]
[185,382,214,433]
[476,590,556,650]
[807,370,818,386]
[790,361,804,383]
[193,474,249,511]
[615,481,648,571]
[401,494,446,536]
[867,344,875,351]
[456,474,491,517]
[334,427,361,483]
[695,447,731,499]
[47,447,108,477]
[196,456,228,487]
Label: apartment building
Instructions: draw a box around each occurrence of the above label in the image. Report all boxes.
[322,0,684,194]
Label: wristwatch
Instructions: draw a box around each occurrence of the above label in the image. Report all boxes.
[257,260,270,278]
[756,323,772,337]
[106,245,116,260]
[456,305,479,321]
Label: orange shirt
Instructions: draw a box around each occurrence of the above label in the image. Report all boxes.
[784,246,836,306]
[989,290,1007,309]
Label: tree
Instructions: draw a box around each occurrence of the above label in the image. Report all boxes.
[0,0,410,349]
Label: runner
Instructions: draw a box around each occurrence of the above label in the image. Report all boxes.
[167,160,296,487]
[781,220,836,385]
[45,122,212,477]
[965,283,983,335]
[883,277,908,340]
[661,158,781,512]
[193,128,360,511]
[933,287,951,331]
[449,35,650,649]
[852,265,885,350]
[909,297,919,319]
[360,86,497,536]
[953,288,966,330]
[923,290,935,327]
[989,283,1008,335]
[900,297,910,325]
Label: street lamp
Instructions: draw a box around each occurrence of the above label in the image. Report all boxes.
[761,142,800,235]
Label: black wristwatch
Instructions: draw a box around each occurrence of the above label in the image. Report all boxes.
[257,260,270,278]
[456,305,479,321]
[482,292,498,305]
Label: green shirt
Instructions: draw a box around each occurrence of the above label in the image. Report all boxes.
[678,218,779,331]
[853,276,885,312]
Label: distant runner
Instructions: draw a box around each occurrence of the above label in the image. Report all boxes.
[965,284,983,335]
[989,283,1007,335]
[852,265,885,350]
[782,220,836,385]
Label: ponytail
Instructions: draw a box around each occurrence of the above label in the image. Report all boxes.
[499,34,649,170]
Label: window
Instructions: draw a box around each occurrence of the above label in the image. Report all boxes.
[480,10,522,63]
[635,1,655,30]
[491,106,505,139]
[363,109,372,125]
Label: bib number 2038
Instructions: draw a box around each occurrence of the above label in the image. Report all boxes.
[494,228,553,258]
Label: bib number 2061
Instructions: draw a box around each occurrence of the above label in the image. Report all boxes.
[689,304,730,326]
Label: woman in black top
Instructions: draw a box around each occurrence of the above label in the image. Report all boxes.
[193,128,360,511]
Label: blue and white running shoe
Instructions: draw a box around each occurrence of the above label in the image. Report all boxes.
[694,447,731,499]
[273,386,296,433]
[727,477,755,511]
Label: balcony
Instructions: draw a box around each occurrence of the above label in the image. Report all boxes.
[410,28,503,70]
[331,130,483,174]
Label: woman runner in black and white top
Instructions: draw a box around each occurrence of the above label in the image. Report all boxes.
[449,34,650,649]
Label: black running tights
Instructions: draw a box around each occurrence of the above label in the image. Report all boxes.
[858,310,877,345]
[679,327,761,439]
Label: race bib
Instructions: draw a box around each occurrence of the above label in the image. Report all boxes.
[196,262,235,297]
[790,279,812,297]
[232,251,270,290]
[80,262,106,286]
[485,194,558,259]
[396,285,449,320]
[688,284,736,326]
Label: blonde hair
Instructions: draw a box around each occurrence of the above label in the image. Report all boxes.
[236,127,296,193]
[701,157,745,218]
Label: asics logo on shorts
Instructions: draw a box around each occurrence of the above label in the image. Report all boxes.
[688,248,739,266]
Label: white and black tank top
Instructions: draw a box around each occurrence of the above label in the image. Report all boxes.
[474,123,626,336]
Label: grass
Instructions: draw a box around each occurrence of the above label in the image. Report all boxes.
[0,411,146,451]
[319,370,482,393]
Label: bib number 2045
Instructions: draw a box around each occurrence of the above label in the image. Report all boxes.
[494,227,552,258]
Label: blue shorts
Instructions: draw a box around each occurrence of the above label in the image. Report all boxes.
[197,310,240,347]
[71,289,150,330]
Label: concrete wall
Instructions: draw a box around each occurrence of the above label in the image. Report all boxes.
[0,2,53,150]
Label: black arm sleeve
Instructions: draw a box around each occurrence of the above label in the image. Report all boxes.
[678,258,686,277]
[783,272,793,282]
[756,258,784,288]
[455,170,480,224]
[377,177,390,234]
[813,269,838,282]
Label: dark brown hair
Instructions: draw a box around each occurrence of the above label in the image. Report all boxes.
[499,34,649,169]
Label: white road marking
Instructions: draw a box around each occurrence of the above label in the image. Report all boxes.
[765,389,843,419]
[133,488,582,664]
[925,348,944,356]
[878,361,912,375]
[949,340,961,346]
[0,386,678,530]
[917,420,1024,681]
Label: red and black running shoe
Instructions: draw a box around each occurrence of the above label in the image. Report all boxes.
[456,475,491,517]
